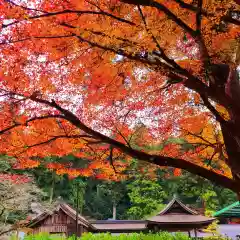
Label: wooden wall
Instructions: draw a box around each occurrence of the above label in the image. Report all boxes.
[32,209,89,236]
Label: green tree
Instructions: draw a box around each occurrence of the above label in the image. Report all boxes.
[83,179,129,220]
[70,178,86,215]
[97,181,125,220]
[127,179,166,219]
[156,170,237,211]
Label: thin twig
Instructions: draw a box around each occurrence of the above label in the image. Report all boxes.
[196,0,203,32]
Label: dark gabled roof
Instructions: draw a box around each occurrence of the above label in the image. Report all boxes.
[147,196,215,225]
[59,202,90,227]
[27,212,49,228]
[157,195,197,215]
[213,201,240,217]
[148,214,215,224]
[90,220,147,231]
[27,202,91,228]
[27,197,215,232]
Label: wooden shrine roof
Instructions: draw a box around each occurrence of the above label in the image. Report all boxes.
[27,202,91,228]
[147,196,215,225]
[91,220,147,231]
[213,201,240,218]
[27,197,215,233]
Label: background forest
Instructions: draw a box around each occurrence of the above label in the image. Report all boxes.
[0,154,237,231]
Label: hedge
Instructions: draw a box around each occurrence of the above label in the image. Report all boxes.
[15,232,230,240]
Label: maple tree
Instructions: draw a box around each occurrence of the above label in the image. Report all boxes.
[0,0,240,193]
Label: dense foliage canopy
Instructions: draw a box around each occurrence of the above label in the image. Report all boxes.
[0,0,240,192]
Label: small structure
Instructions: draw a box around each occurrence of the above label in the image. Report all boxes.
[27,202,92,236]
[27,196,215,237]
[147,196,215,237]
[213,201,240,224]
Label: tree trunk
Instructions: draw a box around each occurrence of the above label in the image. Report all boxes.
[221,124,240,177]
[49,172,55,204]
[112,203,117,220]
[221,119,240,200]
[221,67,240,197]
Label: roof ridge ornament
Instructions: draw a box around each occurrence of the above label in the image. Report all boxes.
[173,193,178,200]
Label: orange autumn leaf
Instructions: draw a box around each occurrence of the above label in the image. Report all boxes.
[0,0,239,189]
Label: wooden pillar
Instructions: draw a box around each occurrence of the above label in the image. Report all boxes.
[194,229,197,239]
[188,231,191,238]
[75,182,79,240]
[16,229,19,240]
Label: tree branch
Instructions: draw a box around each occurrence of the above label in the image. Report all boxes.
[4,0,47,13]
[206,149,219,167]
[24,134,94,149]
[60,22,137,46]
[182,128,216,147]
[1,32,180,76]
[0,35,75,45]
[74,35,184,75]
[121,0,212,72]
[27,96,240,193]
[223,15,240,25]
[0,207,5,218]
[0,115,66,135]
[175,0,202,13]
[175,0,240,25]
[0,227,16,237]
[2,8,136,29]
[196,0,203,32]
[109,146,118,174]
[199,94,227,124]
[137,5,188,74]
[121,0,196,37]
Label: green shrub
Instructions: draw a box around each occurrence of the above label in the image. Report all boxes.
[204,236,232,240]
[81,232,191,240]
[20,232,234,240]
[22,232,192,240]
[23,232,66,240]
